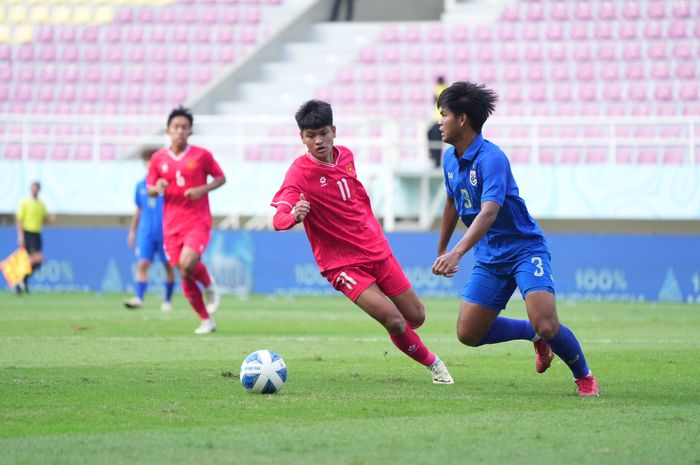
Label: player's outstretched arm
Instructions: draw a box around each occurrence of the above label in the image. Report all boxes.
[272,194,310,231]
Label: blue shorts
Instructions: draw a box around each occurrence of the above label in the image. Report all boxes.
[135,236,166,263]
[461,252,555,312]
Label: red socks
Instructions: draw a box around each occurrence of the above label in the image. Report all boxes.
[389,325,437,367]
[191,262,212,288]
[182,277,209,320]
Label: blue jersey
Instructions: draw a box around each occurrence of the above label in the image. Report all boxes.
[135,179,164,241]
[442,134,547,264]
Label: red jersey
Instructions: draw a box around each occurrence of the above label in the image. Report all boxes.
[146,145,224,236]
[271,145,391,272]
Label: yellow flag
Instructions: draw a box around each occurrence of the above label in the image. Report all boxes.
[1,248,33,287]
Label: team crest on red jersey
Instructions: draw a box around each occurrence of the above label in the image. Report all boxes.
[162,163,169,173]
[186,161,197,170]
[345,163,354,173]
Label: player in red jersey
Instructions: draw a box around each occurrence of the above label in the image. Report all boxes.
[147,107,226,334]
[271,100,453,384]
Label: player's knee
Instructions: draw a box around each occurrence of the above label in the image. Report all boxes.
[532,319,559,340]
[179,267,191,281]
[457,326,481,347]
[384,314,407,335]
[404,301,426,329]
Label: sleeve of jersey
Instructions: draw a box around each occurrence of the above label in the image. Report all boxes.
[270,168,300,231]
[206,152,225,179]
[480,153,508,206]
[145,156,159,187]
[134,183,142,208]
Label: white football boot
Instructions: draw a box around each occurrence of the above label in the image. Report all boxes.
[123,297,144,309]
[429,358,454,384]
[160,301,172,312]
[194,317,216,335]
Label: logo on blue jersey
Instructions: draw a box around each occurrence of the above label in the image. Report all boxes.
[470,170,477,186]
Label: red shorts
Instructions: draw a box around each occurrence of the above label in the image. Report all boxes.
[163,226,211,267]
[323,254,412,302]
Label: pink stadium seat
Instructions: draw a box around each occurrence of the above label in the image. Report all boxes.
[526,3,544,21]
[476,45,494,62]
[625,62,644,80]
[217,29,235,44]
[107,67,124,83]
[675,62,696,79]
[576,63,594,81]
[37,85,53,102]
[579,84,596,101]
[595,23,613,40]
[174,49,190,63]
[539,147,556,164]
[586,148,608,163]
[672,42,692,59]
[106,27,122,43]
[498,25,515,41]
[152,66,167,83]
[654,83,673,100]
[561,148,581,164]
[527,65,545,82]
[550,2,568,21]
[0,46,10,61]
[644,22,662,39]
[380,26,399,42]
[18,67,35,83]
[5,145,22,160]
[622,1,640,19]
[668,21,688,38]
[385,88,402,103]
[82,86,99,103]
[51,145,70,161]
[500,4,519,21]
[569,23,588,40]
[428,47,446,62]
[244,9,261,24]
[60,26,77,43]
[597,44,615,61]
[358,47,376,63]
[647,2,666,19]
[598,2,616,20]
[548,43,567,62]
[62,66,79,83]
[0,66,10,81]
[522,24,540,41]
[478,65,496,82]
[151,47,168,63]
[554,84,572,102]
[529,84,547,102]
[546,23,564,41]
[503,86,522,103]
[647,42,667,60]
[508,148,530,164]
[500,44,519,62]
[17,46,34,62]
[524,44,543,62]
[127,28,144,44]
[405,47,423,63]
[174,68,189,84]
[616,147,633,163]
[403,26,421,42]
[573,43,592,62]
[600,62,620,82]
[218,48,235,62]
[551,63,569,80]
[223,9,239,24]
[575,2,593,20]
[672,1,691,18]
[38,27,54,44]
[474,26,493,41]
[75,145,92,161]
[84,44,101,61]
[406,66,423,83]
[129,48,145,63]
[29,145,47,161]
[679,83,698,100]
[427,25,445,42]
[150,87,165,103]
[382,47,400,63]
[628,83,648,101]
[603,83,622,101]
[503,64,521,82]
[240,28,257,44]
[139,8,155,23]
[116,9,133,23]
[39,45,56,62]
[453,47,470,62]
[663,148,685,164]
[150,27,167,43]
[651,62,670,80]
[638,148,659,164]
[618,23,637,39]
[450,26,468,41]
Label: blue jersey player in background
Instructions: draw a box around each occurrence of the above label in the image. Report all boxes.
[431,81,600,397]
[124,147,176,311]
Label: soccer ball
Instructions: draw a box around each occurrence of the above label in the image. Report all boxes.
[240,350,287,394]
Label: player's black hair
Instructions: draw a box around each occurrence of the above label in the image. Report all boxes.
[295,100,333,131]
[140,146,160,162]
[436,81,497,134]
[167,106,193,128]
[31,181,41,189]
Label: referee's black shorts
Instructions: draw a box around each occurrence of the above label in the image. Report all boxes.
[23,231,42,254]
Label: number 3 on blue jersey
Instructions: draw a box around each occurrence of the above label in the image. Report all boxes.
[460,188,472,209]
[531,256,544,277]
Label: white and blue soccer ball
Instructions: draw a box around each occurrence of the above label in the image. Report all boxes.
[240,350,287,394]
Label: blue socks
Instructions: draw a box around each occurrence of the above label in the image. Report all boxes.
[547,324,590,379]
[164,281,175,303]
[477,318,590,379]
[477,317,536,345]
[136,281,147,301]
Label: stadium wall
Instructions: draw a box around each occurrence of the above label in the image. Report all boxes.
[1,228,698,303]
[1,160,700,222]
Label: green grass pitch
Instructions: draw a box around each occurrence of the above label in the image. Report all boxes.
[1,292,699,465]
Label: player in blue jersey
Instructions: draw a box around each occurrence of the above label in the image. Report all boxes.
[431,81,600,397]
[124,147,176,311]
